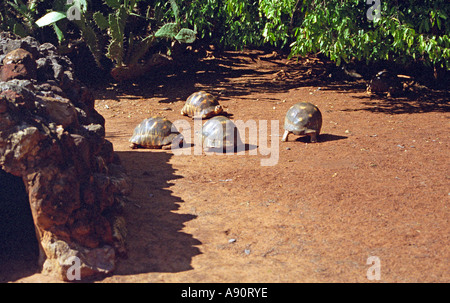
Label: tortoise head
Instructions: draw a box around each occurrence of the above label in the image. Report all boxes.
[214,105,223,115]
[171,133,185,149]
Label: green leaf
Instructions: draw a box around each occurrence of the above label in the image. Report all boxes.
[424,20,430,32]
[155,23,180,39]
[93,11,109,30]
[52,23,65,42]
[79,21,102,66]
[407,36,414,48]
[13,23,27,37]
[169,0,180,24]
[35,11,67,27]
[127,35,156,65]
[175,28,196,44]
[436,17,441,30]
[104,0,121,9]
[107,39,124,66]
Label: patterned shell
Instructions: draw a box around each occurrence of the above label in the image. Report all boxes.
[181,91,223,118]
[129,116,180,148]
[367,70,402,95]
[200,116,242,150]
[282,102,322,143]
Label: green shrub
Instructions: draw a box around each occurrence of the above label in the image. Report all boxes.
[3,0,448,73]
[181,0,265,49]
[0,0,48,37]
[34,0,196,70]
[259,0,297,48]
[288,0,450,70]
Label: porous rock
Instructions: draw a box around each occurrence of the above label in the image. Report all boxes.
[0,32,131,281]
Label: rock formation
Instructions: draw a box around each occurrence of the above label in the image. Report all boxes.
[0,32,131,281]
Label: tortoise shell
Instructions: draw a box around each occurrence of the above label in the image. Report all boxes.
[181,91,223,119]
[282,102,322,143]
[367,70,402,96]
[200,116,242,150]
[129,116,182,149]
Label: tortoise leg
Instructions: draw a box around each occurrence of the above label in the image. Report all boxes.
[309,132,318,143]
[281,130,290,142]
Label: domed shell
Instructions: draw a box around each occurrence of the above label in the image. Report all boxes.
[129,116,181,149]
[282,102,322,143]
[200,116,243,150]
[181,91,223,119]
[367,70,402,95]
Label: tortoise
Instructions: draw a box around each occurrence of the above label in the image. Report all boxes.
[199,116,243,151]
[282,102,322,143]
[129,116,182,149]
[181,91,223,119]
[367,70,403,96]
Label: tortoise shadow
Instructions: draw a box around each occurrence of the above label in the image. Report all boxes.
[292,133,348,143]
[219,112,234,119]
[202,143,258,154]
[317,133,348,143]
[243,143,258,152]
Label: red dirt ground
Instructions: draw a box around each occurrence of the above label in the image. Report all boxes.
[8,49,450,283]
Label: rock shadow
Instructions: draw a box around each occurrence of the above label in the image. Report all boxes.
[0,169,40,282]
[113,151,201,275]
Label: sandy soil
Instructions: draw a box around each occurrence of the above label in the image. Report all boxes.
[6,49,449,283]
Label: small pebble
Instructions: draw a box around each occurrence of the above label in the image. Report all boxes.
[219,179,233,182]
[228,238,236,243]
[244,249,251,255]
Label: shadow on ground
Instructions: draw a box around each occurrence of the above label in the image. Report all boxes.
[0,138,201,282]
[92,51,340,103]
[113,151,201,275]
[91,50,449,116]
[348,89,450,114]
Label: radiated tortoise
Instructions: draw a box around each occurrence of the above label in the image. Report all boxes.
[181,91,223,119]
[129,116,182,149]
[367,70,403,96]
[282,102,322,143]
[199,116,243,151]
